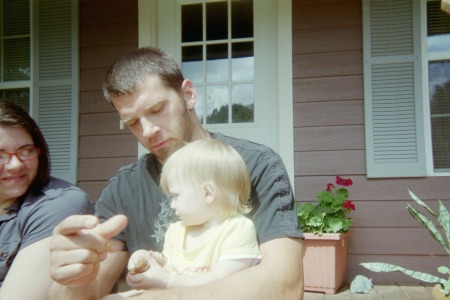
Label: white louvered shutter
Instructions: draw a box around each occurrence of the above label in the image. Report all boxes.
[362,0,427,177]
[33,0,78,183]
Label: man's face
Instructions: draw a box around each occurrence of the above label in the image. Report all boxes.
[112,75,195,164]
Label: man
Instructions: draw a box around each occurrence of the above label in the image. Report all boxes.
[48,47,304,299]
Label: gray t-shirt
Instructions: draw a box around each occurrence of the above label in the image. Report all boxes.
[0,177,94,287]
[95,133,302,254]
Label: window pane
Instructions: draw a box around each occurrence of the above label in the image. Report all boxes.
[3,38,30,81]
[206,85,228,124]
[232,83,254,123]
[428,1,450,171]
[0,88,30,111]
[3,0,30,36]
[182,4,202,42]
[206,1,227,41]
[232,0,253,39]
[180,0,254,126]
[206,44,228,83]
[232,42,253,81]
[431,117,450,169]
[182,45,203,83]
[195,86,205,123]
[427,0,450,53]
[429,61,450,114]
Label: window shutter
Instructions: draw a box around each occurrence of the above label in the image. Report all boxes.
[33,0,78,184]
[363,0,426,178]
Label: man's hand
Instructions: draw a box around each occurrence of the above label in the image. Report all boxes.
[49,214,128,287]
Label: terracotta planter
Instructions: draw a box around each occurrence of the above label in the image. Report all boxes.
[303,233,349,294]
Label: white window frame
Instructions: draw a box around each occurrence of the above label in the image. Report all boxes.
[421,0,450,175]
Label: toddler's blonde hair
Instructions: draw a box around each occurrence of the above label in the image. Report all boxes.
[160,139,252,217]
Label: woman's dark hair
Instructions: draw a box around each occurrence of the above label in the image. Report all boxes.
[0,100,50,193]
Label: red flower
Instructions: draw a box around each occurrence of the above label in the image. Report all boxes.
[326,183,335,192]
[336,176,353,187]
[344,200,356,211]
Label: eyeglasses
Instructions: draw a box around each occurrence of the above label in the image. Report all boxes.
[0,147,40,165]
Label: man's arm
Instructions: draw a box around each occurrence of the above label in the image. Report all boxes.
[109,237,304,300]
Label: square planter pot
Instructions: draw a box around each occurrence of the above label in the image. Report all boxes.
[303,233,349,294]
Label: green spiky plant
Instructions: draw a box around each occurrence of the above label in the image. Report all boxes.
[361,190,450,296]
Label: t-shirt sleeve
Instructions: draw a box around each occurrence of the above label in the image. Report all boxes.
[246,148,303,244]
[20,187,94,250]
[218,217,261,261]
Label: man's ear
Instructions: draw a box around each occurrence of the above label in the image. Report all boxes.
[181,79,196,109]
[202,182,217,204]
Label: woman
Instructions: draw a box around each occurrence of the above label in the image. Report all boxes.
[0,100,95,299]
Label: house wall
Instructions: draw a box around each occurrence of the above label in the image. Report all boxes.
[76,0,450,286]
[293,0,449,284]
[78,0,139,201]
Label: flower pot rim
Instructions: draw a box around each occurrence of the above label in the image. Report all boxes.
[303,232,351,240]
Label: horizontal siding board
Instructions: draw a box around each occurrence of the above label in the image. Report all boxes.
[79,112,129,136]
[78,157,136,181]
[79,91,115,114]
[80,68,108,91]
[80,44,139,69]
[349,228,446,255]
[293,26,361,54]
[293,75,363,103]
[295,150,366,176]
[294,100,364,127]
[79,135,137,158]
[79,0,137,47]
[293,51,362,78]
[294,125,365,152]
[292,0,361,30]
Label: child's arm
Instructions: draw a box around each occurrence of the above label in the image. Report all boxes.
[126,256,255,289]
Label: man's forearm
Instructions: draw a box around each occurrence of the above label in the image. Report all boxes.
[48,281,99,300]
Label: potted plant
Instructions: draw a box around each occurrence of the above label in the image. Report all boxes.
[297,176,356,294]
[361,190,449,299]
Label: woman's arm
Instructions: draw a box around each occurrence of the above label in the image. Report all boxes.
[0,237,53,300]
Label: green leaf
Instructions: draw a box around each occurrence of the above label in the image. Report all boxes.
[408,190,437,218]
[437,200,450,252]
[406,203,448,254]
[438,266,450,275]
[360,262,447,286]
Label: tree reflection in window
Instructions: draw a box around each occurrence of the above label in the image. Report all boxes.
[181,0,254,125]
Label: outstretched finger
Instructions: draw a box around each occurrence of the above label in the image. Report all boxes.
[53,214,99,236]
[91,214,128,240]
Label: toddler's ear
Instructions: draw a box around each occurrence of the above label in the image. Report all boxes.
[202,181,217,204]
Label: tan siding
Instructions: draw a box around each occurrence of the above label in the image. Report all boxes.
[294,125,365,151]
[293,100,364,127]
[293,75,364,103]
[78,0,138,201]
[293,0,450,285]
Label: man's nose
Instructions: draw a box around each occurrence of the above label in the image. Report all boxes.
[141,117,159,138]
